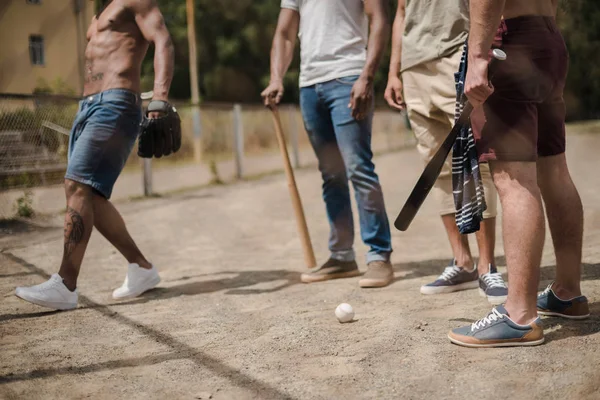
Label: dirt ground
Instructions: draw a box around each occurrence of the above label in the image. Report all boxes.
[1,131,599,400]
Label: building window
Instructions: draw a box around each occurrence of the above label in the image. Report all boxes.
[26,0,42,4]
[29,35,45,66]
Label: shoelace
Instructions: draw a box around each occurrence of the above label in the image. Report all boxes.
[471,308,504,331]
[538,283,553,298]
[439,265,463,281]
[481,272,506,289]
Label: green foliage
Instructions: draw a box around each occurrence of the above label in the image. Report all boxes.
[558,0,600,120]
[33,77,77,96]
[15,191,35,218]
[146,0,599,120]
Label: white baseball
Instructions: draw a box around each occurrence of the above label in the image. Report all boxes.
[335,303,355,323]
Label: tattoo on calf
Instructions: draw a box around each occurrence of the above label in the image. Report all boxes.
[64,207,85,258]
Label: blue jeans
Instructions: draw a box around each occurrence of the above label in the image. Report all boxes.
[300,76,392,263]
[66,89,142,199]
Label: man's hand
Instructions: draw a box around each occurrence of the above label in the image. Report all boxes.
[148,97,167,119]
[384,76,405,111]
[465,56,494,108]
[349,76,373,120]
[261,80,284,107]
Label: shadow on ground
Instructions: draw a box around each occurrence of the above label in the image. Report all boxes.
[111,269,302,307]
[393,258,599,288]
[0,219,58,238]
[544,301,600,343]
[0,252,294,398]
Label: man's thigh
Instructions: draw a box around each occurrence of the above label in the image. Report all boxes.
[66,101,140,199]
[299,86,345,174]
[323,76,375,169]
[402,66,454,174]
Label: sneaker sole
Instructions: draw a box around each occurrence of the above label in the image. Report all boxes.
[448,334,545,348]
[537,310,590,320]
[112,275,161,300]
[15,292,77,311]
[420,280,478,295]
[359,276,393,288]
[478,288,507,305]
[301,270,361,284]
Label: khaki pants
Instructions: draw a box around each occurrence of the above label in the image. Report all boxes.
[401,50,497,218]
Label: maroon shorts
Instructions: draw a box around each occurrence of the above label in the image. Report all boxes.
[471,16,569,162]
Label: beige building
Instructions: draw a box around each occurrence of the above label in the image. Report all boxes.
[0,0,94,95]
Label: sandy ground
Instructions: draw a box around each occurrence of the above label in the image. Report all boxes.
[1,132,599,400]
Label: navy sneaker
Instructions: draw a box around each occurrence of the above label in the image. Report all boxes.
[478,264,508,305]
[448,305,545,348]
[537,283,590,320]
[420,260,478,295]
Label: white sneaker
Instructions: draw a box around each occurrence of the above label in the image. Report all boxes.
[15,274,78,310]
[112,263,161,300]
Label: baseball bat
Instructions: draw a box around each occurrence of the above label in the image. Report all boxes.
[269,105,317,269]
[394,48,507,231]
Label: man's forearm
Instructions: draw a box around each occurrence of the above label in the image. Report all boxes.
[469,0,505,60]
[270,33,295,83]
[152,36,175,100]
[388,13,405,78]
[362,14,390,81]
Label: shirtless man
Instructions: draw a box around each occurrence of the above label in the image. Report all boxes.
[448,0,589,347]
[15,0,174,310]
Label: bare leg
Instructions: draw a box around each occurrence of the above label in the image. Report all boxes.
[491,161,544,324]
[537,154,583,298]
[92,196,152,269]
[442,214,474,269]
[58,179,95,291]
[441,215,495,275]
[474,217,496,275]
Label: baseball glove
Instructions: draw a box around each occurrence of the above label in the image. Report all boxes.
[138,100,182,158]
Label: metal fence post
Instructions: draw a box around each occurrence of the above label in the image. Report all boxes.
[192,106,202,164]
[233,104,244,179]
[143,158,153,196]
[287,106,300,168]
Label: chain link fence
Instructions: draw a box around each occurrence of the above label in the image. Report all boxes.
[0,94,414,220]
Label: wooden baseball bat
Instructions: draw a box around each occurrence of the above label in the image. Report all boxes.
[269,105,317,269]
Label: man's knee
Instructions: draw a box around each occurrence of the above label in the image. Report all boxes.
[345,159,376,184]
[64,179,94,200]
[490,161,539,198]
[537,153,571,188]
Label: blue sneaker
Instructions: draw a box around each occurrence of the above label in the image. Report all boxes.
[537,283,590,320]
[478,264,508,305]
[448,305,545,348]
[420,260,478,295]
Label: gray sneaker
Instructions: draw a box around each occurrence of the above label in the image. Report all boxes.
[359,260,393,288]
[300,258,360,283]
[479,264,508,305]
[448,305,545,348]
[420,260,478,295]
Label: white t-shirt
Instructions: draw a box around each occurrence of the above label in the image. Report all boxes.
[281,0,367,87]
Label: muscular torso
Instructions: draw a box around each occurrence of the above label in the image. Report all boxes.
[84,1,149,96]
[503,0,557,19]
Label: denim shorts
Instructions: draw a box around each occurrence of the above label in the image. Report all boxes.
[65,89,142,199]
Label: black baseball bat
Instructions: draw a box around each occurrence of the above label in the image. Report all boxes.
[394,49,507,231]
